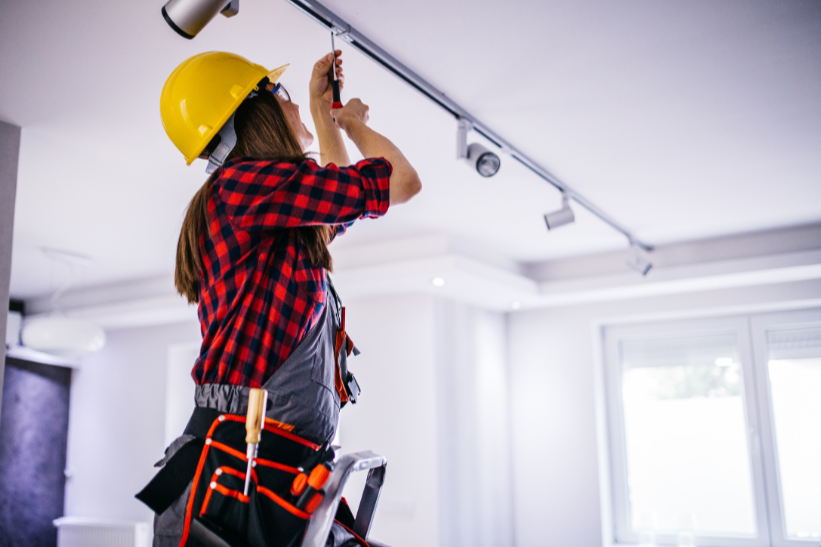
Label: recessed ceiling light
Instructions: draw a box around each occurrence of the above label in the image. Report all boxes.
[715,357,734,367]
[432,277,445,287]
[511,301,521,310]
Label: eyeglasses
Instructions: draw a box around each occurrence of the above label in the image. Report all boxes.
[270,83,291,103]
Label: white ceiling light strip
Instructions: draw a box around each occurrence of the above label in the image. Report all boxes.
[282,0,653,252]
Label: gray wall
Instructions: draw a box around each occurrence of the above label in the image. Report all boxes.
[0,120,21,418]
[0,358,71,546]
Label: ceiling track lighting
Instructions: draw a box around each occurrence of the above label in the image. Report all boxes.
[161,0,239,39]
[279,0,654,251]
[544,192,575,230]
[456,119,501,177]
[163,0,653,250]
[626,241,653,276]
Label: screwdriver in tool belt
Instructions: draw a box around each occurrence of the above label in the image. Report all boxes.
[331,32,343,110]
[244,387,268,496]
[290,462,333,514]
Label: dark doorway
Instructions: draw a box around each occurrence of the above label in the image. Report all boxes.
[0,357,71,547]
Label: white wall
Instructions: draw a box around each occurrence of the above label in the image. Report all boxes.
[338,294,514,547]
[507,278,821,547]
[64,320,201,523]
[164,343,199,447]
[337,293,441,546]
[434,299,514,547]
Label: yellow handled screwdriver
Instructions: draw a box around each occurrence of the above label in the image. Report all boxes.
[244,387,268,496]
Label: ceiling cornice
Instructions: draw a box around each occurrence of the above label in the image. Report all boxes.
[23,225,821,330]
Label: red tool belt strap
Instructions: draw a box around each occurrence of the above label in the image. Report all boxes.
[179,411,327,547]
[334,307,357,404]
[136,408,329,521]
[137,407,369,546]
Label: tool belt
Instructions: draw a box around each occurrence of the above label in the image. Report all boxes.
[137,407,367,547]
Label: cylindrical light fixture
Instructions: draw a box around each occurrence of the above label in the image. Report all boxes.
[544,193,575,230]
[456,120,501,177]
[466,143,501,178]
[161,0,239,39]
[22,316,106,358]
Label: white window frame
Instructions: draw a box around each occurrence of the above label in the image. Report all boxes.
[749,308,821,547]
[603,308,821,546]
[604,316,771,547]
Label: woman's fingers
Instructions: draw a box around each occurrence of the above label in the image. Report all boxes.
[311,51,345,101]
[313,51,341,75]
[335,63,344,88]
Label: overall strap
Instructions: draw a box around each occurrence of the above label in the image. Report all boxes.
[326,273,343,327]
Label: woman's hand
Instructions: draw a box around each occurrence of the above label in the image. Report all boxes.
[309,51,344,111]
[332,98,369,133]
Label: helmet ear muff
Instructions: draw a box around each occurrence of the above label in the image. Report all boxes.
[202,77,274,170]
[200,135,222,159]
[206,114,237,174]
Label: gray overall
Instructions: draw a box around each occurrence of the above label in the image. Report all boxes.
[153,282,357,547]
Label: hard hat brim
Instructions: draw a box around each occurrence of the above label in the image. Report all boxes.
[184,63,290,166]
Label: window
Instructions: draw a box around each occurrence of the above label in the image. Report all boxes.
[604,309,821,547]
[752,311,821,546]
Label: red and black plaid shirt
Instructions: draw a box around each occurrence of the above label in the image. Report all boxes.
[193,156,392,387]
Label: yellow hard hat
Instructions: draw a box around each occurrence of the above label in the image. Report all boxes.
[161,51,289,165]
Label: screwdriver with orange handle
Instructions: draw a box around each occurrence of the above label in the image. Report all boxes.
[290,462,333,514]
[244,387,268,496]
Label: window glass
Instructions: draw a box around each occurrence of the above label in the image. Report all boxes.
[620,333,757,535]
[766,327,821,540]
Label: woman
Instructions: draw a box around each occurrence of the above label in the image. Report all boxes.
[138,50,421,547]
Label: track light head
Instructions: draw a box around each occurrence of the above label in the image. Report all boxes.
[626,242,653,276]
[456,119,501,177]
[467,143,501,177]
[544,193,575,230]
[161,0,239,39]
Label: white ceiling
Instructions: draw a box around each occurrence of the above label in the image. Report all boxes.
[2,0,819,299]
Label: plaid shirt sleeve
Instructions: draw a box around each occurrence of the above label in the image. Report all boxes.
[217,157,392,231]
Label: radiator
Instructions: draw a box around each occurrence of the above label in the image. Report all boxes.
[53,517,152,547]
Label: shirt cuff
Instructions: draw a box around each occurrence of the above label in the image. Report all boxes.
[355,157,392,219]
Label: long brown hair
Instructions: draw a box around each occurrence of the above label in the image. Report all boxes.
[175,84,333,304]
